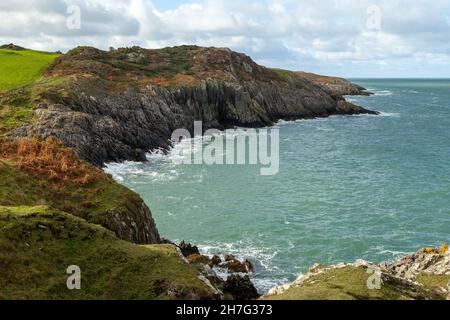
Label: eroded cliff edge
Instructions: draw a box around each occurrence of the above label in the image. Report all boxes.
[6,45,377,166]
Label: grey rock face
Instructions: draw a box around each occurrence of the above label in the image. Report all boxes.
[223,274,260,300]
[386,247,450,279]
[97,202,161,244]
[11,78,376,167]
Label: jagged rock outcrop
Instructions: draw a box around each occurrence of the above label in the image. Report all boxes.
[264,245,450,300]
[223,275,260,300]
[95,198,160,244]
[178,241,201,257]
[384,245,450,280]
[8,45,377,166]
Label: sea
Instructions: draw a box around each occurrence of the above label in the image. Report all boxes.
[105,79,450,293]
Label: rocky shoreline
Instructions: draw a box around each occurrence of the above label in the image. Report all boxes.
[175,241,260,300]
[264,245,450,300]
[171,240,450,300]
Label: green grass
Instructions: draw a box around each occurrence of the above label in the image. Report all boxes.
[0,86,34,134]
[270,68,296,80]
[0,158,131,218]
[263,266,443,300]
[416,273,450,295]
[0,206,214,300]
[0,49,60,91]
[0,49,61,134]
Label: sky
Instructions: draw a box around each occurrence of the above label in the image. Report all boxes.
[1,0,450,78]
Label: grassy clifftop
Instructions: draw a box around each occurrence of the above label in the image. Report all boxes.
[0,206,216,300]
[45,45,284,88]
[0,48,60,135]
[0,49,60,91]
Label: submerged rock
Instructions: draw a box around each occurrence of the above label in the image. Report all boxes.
[220,259,254,273]
[224,254,236,262]
[211,255,222,266]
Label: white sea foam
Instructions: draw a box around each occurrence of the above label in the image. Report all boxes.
[368,89,393,96]
[198,241,278,269]
[370,245,411,263]
[194,240,287,292]
[347,111,400,118]
[104,150,181,183]
[379,112,400,117]
[275,119,295,126]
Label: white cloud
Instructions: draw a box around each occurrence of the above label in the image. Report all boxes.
[1,0,449,77]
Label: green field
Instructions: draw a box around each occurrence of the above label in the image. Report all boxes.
[0,49,60,91]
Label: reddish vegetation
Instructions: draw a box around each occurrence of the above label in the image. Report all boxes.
[0,137,107,185]
[44,46,283,90]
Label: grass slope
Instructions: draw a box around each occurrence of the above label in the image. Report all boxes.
[0,49,59,91]
[0,138,159,243]
[0,49,60,134]
[263,267,409,300]
[263,266,447,300]
[0,138,130,219]
[0,206,213,300]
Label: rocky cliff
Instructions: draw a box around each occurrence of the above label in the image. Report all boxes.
[7,45,377,166]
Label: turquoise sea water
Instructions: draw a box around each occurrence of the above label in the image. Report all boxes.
[106,79,450,292]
